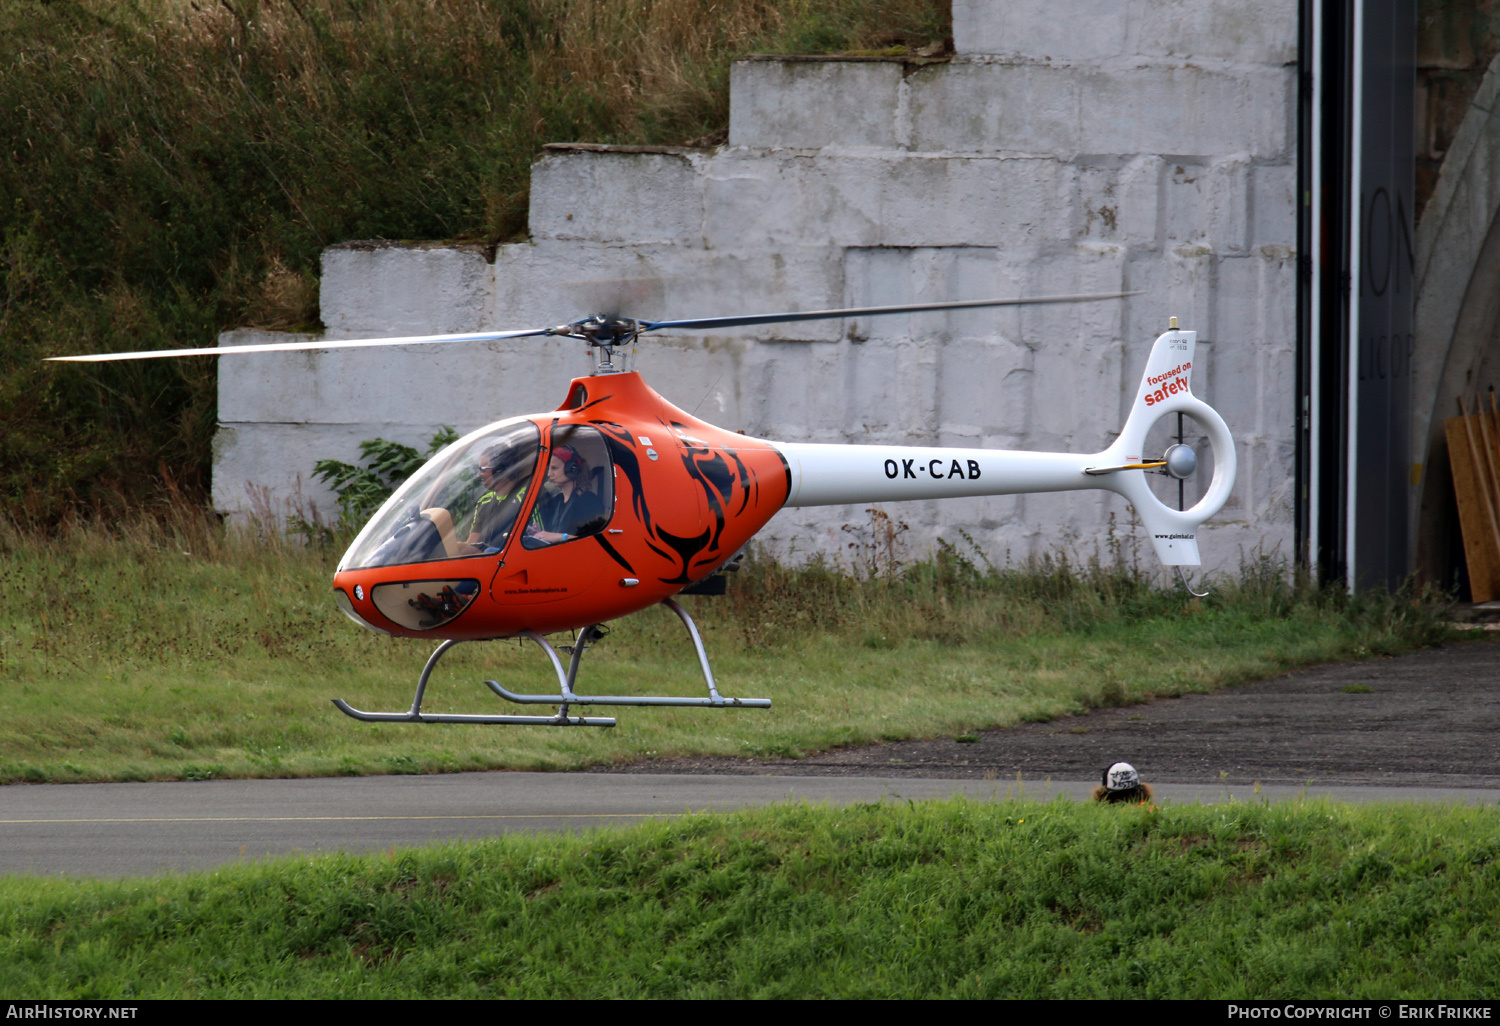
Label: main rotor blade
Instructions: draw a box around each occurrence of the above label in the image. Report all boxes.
[639,291,1143,333]
[46,326,559,363]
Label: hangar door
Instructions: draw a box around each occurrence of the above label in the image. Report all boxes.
[1299,0,1416,591]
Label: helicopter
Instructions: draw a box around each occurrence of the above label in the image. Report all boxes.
[50,293,1236,728]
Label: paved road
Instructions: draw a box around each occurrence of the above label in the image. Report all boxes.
[3,771,1496,878]
[3,641,1498,878]
[612,639,1500,787]
[0,773,1018,877]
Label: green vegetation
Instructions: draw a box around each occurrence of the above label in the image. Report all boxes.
[311,427,458,533]
[4,797,1499,998]
[0,509,1455,783]
[0,0,949,521]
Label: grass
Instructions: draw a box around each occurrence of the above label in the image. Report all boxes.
[0,508,1459,783]
[2,796,1498,998]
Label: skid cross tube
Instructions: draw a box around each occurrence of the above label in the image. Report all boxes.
[486,599,772,709]
[332,599,768,725]
[332,636,617,726]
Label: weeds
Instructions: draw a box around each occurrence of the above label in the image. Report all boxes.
[310,425,458,533]
[1,0,950,523]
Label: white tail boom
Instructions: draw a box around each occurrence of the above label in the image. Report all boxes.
[769,327,1236,566]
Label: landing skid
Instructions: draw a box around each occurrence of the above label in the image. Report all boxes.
[332,598,770,727]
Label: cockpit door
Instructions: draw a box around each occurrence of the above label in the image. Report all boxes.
[489,423,615,606]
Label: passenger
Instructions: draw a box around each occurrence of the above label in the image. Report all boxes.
[525,444,605,546]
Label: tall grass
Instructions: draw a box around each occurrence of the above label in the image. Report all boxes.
[0,507,1455,783]
[0,0,949,521]
[713,520,1448,657]
[4,797,1499,998]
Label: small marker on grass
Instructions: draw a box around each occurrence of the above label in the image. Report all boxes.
[1094,761,1154,804]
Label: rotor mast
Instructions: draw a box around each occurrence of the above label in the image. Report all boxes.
[546,315,640,375]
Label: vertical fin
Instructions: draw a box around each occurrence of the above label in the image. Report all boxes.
[1102,327,1236,566]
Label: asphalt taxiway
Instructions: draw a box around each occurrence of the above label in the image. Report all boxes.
[3,771,1496,877]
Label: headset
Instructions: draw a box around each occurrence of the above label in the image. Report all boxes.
[552,444,582,481]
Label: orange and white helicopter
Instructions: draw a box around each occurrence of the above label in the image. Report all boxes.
[51,294,1235,727]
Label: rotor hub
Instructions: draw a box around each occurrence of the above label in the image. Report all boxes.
[1163,443,1197,480]
[548,315,641,375]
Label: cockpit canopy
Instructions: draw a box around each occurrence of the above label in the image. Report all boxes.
[338,420,541,572]
[337,418,617,573]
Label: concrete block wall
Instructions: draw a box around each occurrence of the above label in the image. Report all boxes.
[215,0,1299,574]
[952,0,1298,64]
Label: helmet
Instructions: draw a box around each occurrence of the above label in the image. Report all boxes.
[1103,762,1140,792]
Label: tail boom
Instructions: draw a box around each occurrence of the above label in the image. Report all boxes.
[774,443,1103,507]
[766,327,1236,567]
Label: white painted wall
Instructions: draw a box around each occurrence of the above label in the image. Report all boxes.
[215,0,1299,575]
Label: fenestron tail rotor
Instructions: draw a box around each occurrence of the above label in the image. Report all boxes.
[44,290,1142,366]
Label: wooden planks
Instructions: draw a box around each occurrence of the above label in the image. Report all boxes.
[1446,394,1500,602]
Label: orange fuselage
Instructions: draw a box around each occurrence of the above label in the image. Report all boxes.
[332,372,789,639]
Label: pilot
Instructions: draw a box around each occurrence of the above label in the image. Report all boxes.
[459,443,537,555]
[526,444,605,546]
